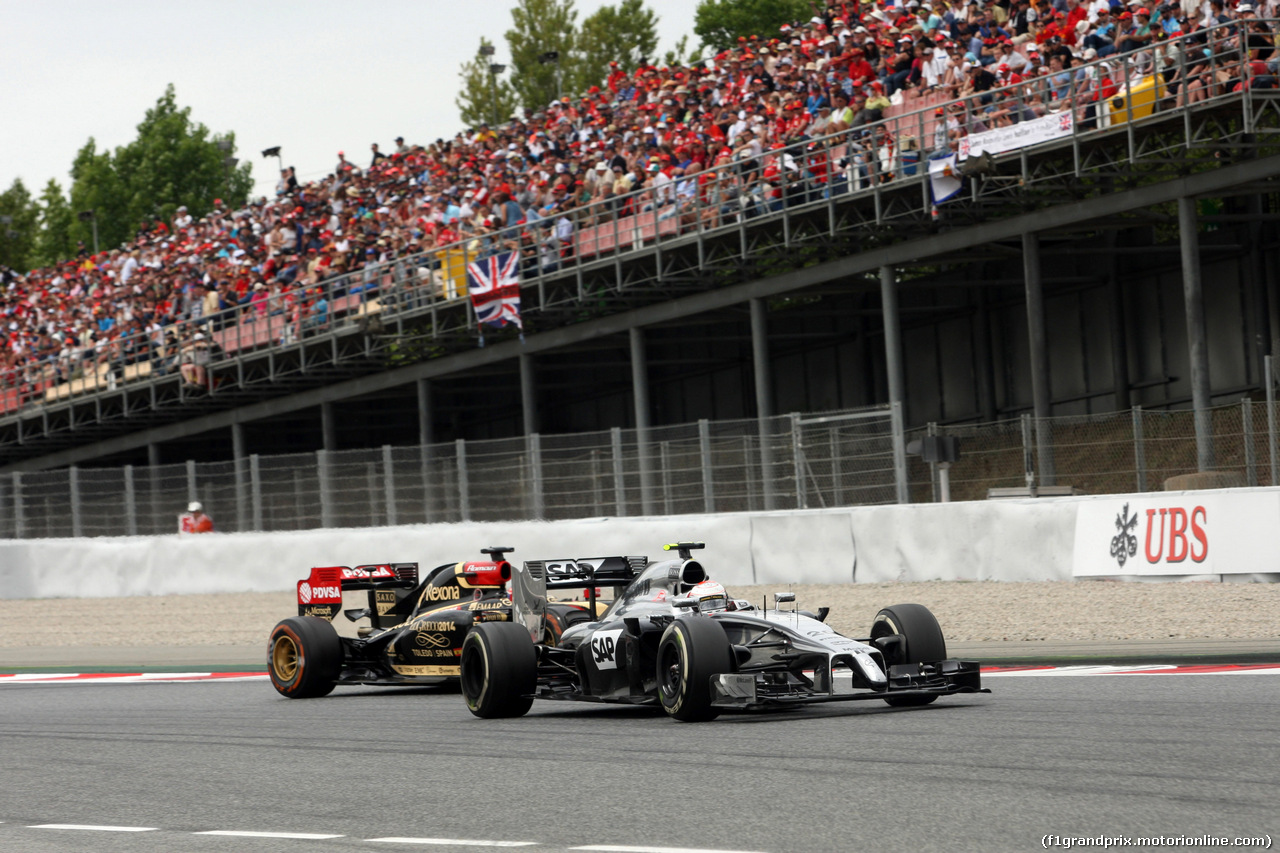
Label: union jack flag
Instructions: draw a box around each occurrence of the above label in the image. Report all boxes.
[467,251,523,330]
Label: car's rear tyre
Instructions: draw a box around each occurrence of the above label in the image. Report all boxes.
[657,617,733,722]
[543,604,593,646]
[460,622,536,718]
[871,603,946,707]
[268,616,342,698]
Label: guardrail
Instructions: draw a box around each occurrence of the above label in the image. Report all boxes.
[3,18,1278,430]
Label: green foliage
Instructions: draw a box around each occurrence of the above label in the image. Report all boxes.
[34,179,75,268]
[67,85,253,252]
[693,0,813,52]
[662,34,701,68]
[0,178,40,272]
[457,38,522,129]
[507,0,580,111]
[577,0,660,89]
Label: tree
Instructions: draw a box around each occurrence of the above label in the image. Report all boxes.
[662,34,701,69]
[693,0,813,52]
[577,0,660,90]
[34,179,75,268]
[506,0,580,112]
[456,38,521,129]
[68,85,253,252]
[0,179,40,272]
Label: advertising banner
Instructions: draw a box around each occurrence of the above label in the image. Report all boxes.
[959,111,1075,160]
[1072,491,1280,577]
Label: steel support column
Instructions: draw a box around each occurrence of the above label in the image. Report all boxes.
[630,327,654,515]
[1023,232,1056,486]
[1107,230,1132,411]
[520,353,538,435]
[232,422,247,534]
[750,298,776,510]
[880,266,905,420]
[1179,196,1215,471]
[417,378,434,446]
[321,401,337,452]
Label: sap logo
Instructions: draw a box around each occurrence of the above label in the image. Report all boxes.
[424,585,461,602]
[1144,507,1208,563]
[591,634,616,664]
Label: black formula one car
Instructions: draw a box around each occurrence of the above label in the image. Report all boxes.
[459,543,987,721]
[267,547,594,698]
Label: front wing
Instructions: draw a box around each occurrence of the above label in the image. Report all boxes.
[710,659,987,709]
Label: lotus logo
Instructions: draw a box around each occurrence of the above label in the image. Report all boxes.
[415,632,451,648]
[1110,503,1138,567]
[299,582,313,604]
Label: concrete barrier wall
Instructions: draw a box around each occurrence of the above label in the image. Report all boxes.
[2,487,1276,599]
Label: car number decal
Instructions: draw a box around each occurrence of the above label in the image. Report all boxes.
[590,628,624,670]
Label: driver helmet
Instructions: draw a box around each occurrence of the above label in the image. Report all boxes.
[188,501,203,513]
[678,580,729,613]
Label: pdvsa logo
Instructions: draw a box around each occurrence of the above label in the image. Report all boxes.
[299,582,313,604]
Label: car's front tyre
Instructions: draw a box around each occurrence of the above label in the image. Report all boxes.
[657,617,733,722]
[268,616,342,698]
[460,622,536,718]
[870,603,947,707]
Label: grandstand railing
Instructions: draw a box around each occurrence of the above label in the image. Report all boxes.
[3,18,1279,428]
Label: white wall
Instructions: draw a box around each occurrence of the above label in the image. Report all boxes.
[2,486,1277,599]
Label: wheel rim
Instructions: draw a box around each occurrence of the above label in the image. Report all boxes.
[272,635,299,680]
[659,640,682,699]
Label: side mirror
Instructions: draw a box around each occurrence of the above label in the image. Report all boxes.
[673,598,701,609]
[774,592,796,604]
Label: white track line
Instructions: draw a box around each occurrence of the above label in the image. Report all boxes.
[368,839,538,847]
[571,846,771,853]
[195,830,344,839]
[30,819,158,824]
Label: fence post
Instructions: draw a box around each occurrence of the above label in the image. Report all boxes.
[699,418,714,513]
[1267,355,1277,487]
[186,459,198,505]
[1244,398,1257,487]
[69,465,82,538]
[890,401,909,504]
[1021,413,1036,494]
[661,441,672,515]
[758,415,776,510]
[124,465,137,537]
[927,422,939,503]
[791,413,806,509]
[456,438,470,522]
[250,454,262,531]
[12,472,23,539]
[317,449,333,528]
[420,442,433,524]
[383,445,398,527]
[366,461,379,526]
[1133,406,1147,493]
[528,433,544,520]
[611,426,626,516]
[591,449,603,516]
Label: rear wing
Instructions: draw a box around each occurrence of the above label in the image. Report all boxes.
[513,556,647,642]
[297,563,419,624]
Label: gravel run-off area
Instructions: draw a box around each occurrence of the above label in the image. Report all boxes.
[1,580,1278,649]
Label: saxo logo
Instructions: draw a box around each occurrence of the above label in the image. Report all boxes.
[1110,503,1138,568]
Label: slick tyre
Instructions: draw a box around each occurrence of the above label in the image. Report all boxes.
[870,603,947,707]
[268,616,342,699]
[657,617,733,722]
[543,604,593,646]
[460,622,536,718]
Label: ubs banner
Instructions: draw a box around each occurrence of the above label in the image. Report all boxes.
[1073,491,1280,577]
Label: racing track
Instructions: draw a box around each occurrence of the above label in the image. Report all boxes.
[1,673,1277,853]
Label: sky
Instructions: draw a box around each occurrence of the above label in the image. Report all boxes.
[0,0,699,204]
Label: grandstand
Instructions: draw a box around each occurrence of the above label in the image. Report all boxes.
[2,8,1280,535]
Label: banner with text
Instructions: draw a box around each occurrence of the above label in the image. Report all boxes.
[959,111,1075,160]
[1072,491,1280,577]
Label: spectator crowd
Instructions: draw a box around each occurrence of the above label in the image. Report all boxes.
[2,0,1275,407]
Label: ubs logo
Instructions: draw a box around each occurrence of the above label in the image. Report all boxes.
[1110,503,1138,567]
[415,632,451,648]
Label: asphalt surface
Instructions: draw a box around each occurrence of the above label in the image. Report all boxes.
[1,674,1277,853]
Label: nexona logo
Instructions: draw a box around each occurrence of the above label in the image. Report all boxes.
[424,585,461,602]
